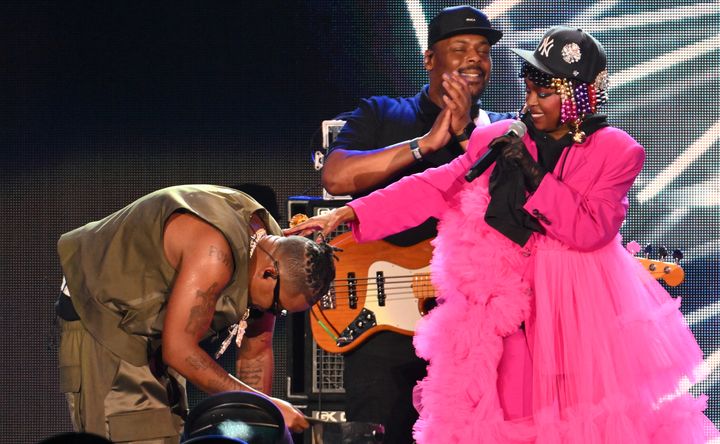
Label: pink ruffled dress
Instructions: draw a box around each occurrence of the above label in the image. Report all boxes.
[347,120,718,443]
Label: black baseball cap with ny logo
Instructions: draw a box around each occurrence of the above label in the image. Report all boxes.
[511,26,607,84]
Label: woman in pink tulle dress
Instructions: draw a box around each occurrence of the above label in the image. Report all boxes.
[287,27,718,443]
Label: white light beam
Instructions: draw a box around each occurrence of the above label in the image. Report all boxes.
[686,299,720,326]
[611,35,720,90]
[405,0,427,50]
[482,0,523,20]
[638,119,720,203]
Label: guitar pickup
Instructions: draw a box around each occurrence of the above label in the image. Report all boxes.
[336,308,377,347]
[347,272,357,309]
[376,271,385,306]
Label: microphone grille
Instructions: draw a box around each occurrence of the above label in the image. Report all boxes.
[509,120,527,137]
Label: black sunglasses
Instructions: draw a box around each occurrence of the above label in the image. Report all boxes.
[254,241,286,317]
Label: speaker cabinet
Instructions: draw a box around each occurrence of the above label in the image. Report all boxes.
[286,197,351,443]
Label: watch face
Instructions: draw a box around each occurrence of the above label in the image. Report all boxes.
[412,147,423,161]
[409,139,423,161]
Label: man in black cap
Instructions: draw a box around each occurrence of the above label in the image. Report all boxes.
[320,6,513,443]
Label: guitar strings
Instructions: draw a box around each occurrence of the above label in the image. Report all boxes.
[332,274,429,282]
[313,275,437,307]
[330,277,433,288]
[320,295,431,304]
[329,283,430,289]
[326,279,435,298]
[331,281,428,287]
[329,286,433,295]
[329,281,434,290]
[321,290,434,302]
[327,288,428,294]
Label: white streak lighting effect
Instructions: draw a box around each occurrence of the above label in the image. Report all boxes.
[405,0,428,51]
[637,118,720,204]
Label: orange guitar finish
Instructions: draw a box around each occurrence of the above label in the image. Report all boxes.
[310,232,434,354]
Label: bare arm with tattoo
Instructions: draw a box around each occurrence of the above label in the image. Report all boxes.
[162,212,252,392]
[236,311,276,394]
[161,212,309,432]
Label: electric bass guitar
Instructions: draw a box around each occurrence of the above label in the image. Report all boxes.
[310,233,684,354]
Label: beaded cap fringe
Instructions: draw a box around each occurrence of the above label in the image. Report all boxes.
[520,63,609,142]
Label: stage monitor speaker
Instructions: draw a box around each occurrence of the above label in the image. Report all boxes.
[286,197,349,444]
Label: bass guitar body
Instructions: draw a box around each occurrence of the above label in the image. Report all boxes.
[310,232,435,354]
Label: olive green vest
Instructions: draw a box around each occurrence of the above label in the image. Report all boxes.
[57,185,282,366]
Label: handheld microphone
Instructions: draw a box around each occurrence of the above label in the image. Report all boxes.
[464,120,527,182]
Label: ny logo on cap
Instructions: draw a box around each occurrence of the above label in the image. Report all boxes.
[538,37,554,58]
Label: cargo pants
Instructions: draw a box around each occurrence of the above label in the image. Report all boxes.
[58,319,188,443]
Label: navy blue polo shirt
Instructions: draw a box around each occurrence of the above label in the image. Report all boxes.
[328,85,514,244]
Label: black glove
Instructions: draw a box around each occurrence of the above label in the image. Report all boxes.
[499,138,547,192]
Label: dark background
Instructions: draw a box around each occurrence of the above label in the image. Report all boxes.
[2,1,718,442]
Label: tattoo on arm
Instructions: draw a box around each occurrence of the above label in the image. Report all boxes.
[237,365,263,391]
[185,282,219,336]
[208,245,233,269]
[185,352,212,371]
[185,351,239,393]
[203,370,239,393]
[206,376,236,394]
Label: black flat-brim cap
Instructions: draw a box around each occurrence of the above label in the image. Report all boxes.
[428,6,503,47]
[511,26,606,84]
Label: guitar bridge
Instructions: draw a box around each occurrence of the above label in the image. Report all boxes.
[336,308,377,347]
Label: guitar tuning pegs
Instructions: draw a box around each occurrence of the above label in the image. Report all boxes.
[658,246,668,259]
[672,249,684,262]
[644,244,654,257]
